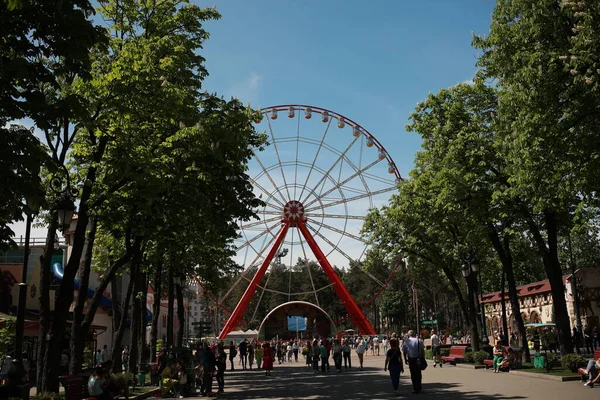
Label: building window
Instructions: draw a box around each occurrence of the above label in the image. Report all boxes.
[162,315,167,328]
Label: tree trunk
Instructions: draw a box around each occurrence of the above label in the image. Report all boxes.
[487,224,531,362]
[42,138,108,392]
[70,219,97,375]
[176,282,184,346]
[150,262,163,362]
[167,266,174,348]
[37,216,58,391]
[111,275,122,335]
[111,261,137,372]
[500,271,509,346]
[138,270,149,370]
[128,244,143,374]
[543,209,573,354]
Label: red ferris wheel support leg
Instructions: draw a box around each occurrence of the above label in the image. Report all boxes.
[218,221,291,339]
[296,220,376,335]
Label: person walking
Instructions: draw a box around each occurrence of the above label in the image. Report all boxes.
[342,340,352,369]
[239,339,248,370]
[216,343,227,394]
[402,330,424,394]
[202,344,216,397]
[332,339,343,373]
[430,330,442,368]
[228,341,237,371]
[311,340,320,373]
[356,337,366,370]
[292,340,299,362]
[248,341,255,370]
[121,345,130,372]
[262,342,274,376]
[384,338,404,396]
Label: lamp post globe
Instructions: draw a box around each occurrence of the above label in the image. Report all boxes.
[56,197,76,231]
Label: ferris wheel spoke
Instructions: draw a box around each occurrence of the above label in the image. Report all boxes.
[306,185,397,212]
[362,269,387,288]
[253,154,289,205]
[250,268,273,323]
[304,158,383,209]
[266,117,293,200]
[305,212,365,220]
[239,216,281,230]
[220,226,280,304]
[300,134,360,205]
[236,221,280,252]
[249,176,286,207]
[294,109,301,200]
[362,171,398,186]
[306,218,368,244]
[298,233,320,306]
[306,223,354,264]
[298,118,333,202]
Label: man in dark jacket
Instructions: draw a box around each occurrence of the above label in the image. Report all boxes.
[202,344,216,396]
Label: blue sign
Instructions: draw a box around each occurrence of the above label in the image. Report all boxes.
[287,316,307,331]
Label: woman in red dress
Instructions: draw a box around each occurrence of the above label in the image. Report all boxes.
[262,342,274,376]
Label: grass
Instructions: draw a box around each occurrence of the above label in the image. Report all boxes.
[518,362,579,377]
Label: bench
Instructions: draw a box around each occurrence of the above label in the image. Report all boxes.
[440,346,466,365]
[59,375,92,400]
[483,347,522,370]
[578,349,600,381]
[59,374,129,400]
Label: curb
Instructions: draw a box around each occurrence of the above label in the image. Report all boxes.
[454,363,486,370]
[508,370,581,382]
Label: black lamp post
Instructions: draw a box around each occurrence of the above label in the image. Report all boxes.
[14,195,42,361]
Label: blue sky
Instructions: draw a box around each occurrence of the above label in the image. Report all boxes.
[198,0,495,177]
[11,0,496,247]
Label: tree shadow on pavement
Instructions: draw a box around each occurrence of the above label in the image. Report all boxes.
[218,364,529,400]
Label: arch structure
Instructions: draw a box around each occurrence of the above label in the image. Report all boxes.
[257,301,336,340]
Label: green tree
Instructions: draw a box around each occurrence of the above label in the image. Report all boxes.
[471,0,600,353]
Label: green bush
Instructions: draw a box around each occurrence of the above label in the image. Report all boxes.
[424,349,433,359]
[560,353,587,372]
[111,372,134,391]
[439,348,450,357]
[546,352,560,369]
[463,352,475,363]
[473,351,490,365]
[33,393,65,400]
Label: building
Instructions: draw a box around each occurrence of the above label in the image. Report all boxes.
[481,268,600,340]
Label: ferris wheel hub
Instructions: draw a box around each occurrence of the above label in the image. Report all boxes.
[283,200,306,226]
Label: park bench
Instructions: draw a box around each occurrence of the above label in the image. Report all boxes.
[440,346,466,365]
[59,374,131,400]
[483,347,521,370]
[578,348,600,381]
[59,374,92,400]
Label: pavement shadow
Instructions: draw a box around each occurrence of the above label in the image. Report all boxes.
[218,364,529,399]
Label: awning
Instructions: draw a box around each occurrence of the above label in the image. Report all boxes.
[524,323,556,328]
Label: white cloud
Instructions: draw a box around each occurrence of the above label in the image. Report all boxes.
[228,72,262,104]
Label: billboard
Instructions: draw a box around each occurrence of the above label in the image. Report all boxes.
[287,315,307,331]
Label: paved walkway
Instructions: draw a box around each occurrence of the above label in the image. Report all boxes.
[216,353,598,399]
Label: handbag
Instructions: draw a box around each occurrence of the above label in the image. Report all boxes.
[419,356,428,371]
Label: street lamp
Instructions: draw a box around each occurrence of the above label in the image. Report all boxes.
[56,197,76,231]
[14,193,42,361]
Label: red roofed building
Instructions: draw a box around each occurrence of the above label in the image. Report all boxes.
[481,268,600,344]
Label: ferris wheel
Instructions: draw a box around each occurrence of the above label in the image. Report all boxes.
[218,105,402,338]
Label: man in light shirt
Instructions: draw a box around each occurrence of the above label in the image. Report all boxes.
[430,330,442,368]
[402,330,424,394]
